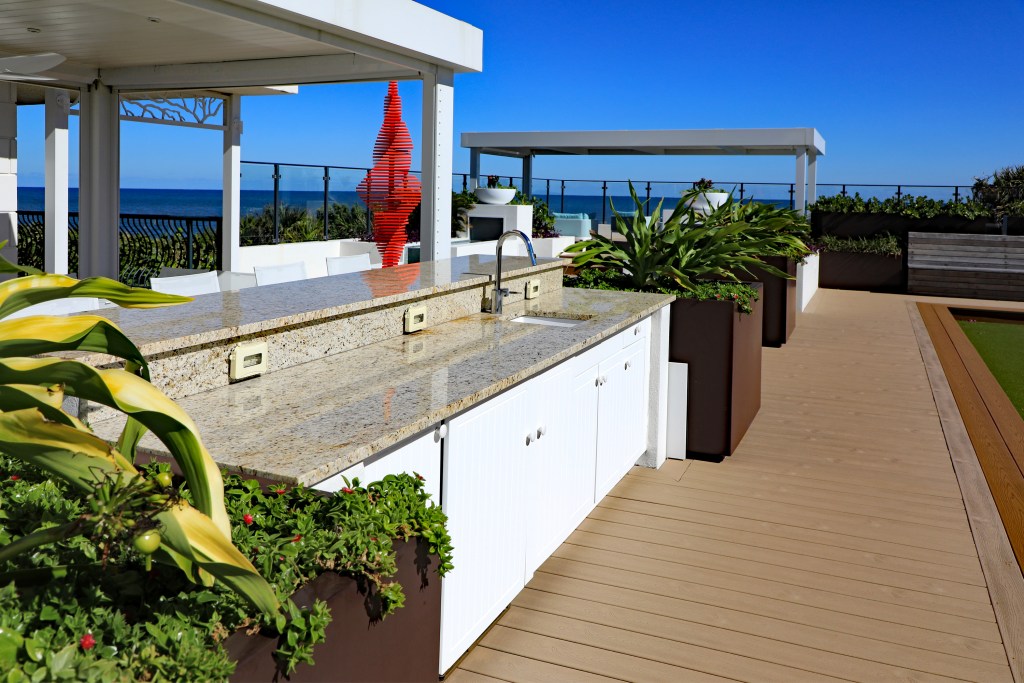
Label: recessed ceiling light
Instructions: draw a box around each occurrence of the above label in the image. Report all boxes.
[26,27,41,33]
[147,16,161,23]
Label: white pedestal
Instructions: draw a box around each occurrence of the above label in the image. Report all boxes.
[667,361,688,460]
[797,253,819,312]
[466,204,533,238]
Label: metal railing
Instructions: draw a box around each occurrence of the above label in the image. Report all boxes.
[16,211,221,287]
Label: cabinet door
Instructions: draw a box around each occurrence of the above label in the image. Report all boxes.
[440,386,528,674]
[595,341,649,501]
[523,360,598,579]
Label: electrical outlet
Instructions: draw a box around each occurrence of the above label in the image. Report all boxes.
[229,341,268,381]
[404,304,428,333]
[524,279,541,299]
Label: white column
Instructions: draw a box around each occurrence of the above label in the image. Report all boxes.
[420,69,454,263]
[0,83,17,267]
[221,93,241,272]
[45,89,70,274]
[807,151,818,210]
[794,149,807,215]
[78,81,120,280]
[468,148,480,191]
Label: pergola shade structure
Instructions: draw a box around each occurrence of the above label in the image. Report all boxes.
[0,0,482,278]
[462,128,826,213]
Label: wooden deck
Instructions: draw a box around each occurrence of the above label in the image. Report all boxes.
[449,288,1022,683]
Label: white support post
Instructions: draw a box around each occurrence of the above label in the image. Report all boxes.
[45,89,70,274]
[420,69,454,263]
[522,155,533,198]
[468,148,480,191]
[78,81,120,280]
[807,151,818,211]
[794,148,807,215]
[0,83,17,268]
[221,93,241,272]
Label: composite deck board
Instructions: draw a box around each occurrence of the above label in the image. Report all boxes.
[450,289,1014,682]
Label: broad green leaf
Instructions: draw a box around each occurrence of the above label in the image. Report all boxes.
[0,272,191,320]
[0,358,229,537]
[0,315,151,378]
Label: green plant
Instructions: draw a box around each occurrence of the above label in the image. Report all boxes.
[692,178,727,193]
[973,166,1024,219]
[706,198,812,261]
[485,175,516,191]
[816,234,902,256]
[404,190,477,242]
[809,192,990,219]
[511,192,559,238]
[0,458,452,681]
[566,182,789,295]
[564,269,760,314]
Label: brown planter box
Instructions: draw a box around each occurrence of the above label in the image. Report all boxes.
[225,537,441,682]
[669,284,763,458]
[818,252,903,292]
[746,256,797,347]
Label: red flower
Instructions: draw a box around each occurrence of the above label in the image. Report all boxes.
[80,633,96,651]
[715,294,722,299]
[274,487,287,495]
[242,514,254,526]
[9,475,19,481]
[732,294,739,299]
[415,473,425,481]
[292,534,302,543]
[341,487,355,494]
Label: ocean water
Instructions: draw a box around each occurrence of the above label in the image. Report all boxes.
[16,187,792,222]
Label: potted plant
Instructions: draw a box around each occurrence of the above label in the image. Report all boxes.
[473,175,517,205]
[815,233,904,292]
[512,191,575,257]
[705,199,812,346]
[684,178,730,215]
[0,255,453,681]
[565,183,789,458]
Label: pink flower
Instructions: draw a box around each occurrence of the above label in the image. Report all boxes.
[341,487,355,494]
[80,633,96,651]
[9,475,19,481]
[242,514,254,526]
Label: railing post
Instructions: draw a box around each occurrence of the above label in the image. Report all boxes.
[560,180,565,213]
[739,183,745,202]
[546,179,550,206]
[841,184,847,197]
[462,174,467,192]
[644,181,651,210]
[788,184,795,210]
[323,166,330,241]
[272,163,281,244]
[954,186,960,203]
[601,181,608,224]
[186,218,194,269]
[896,185,902,200]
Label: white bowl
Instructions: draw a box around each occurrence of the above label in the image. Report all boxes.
[473,187,516,205]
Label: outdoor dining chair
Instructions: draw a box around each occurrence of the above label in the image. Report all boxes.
[326,253,372,275]
[150,270,221,297]
[254,262,308,286]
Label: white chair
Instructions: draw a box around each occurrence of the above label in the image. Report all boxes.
[326,253,372,276]
[254,262,307,286]
[5,297,102,320]
[150,271,221,297]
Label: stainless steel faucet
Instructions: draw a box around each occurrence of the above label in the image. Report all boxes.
[490,230,537,314]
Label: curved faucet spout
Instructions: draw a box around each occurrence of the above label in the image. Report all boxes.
[491,230,537,314]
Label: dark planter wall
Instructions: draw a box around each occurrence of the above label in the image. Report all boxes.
[226,537,441,683]
[746,256,797,347]
[818,252,903,292]
[669,284,763,458]
[811,212,994,238]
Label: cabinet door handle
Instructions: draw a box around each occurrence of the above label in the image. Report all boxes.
[525,434,533,446]
[595,377,601,387]
[624,360,632,371]
[536,426,546,439]
[634,326,640,336]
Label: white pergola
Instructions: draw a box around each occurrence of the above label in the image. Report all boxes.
[462,128,826,213]
[0,0,483,278]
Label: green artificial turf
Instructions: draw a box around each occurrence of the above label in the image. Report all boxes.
[959,319,1024,419]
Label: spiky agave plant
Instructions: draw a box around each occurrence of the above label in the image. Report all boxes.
[0,249,280,617]
[565,182,793,291]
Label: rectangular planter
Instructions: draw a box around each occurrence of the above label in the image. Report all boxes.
[225,537,441,683]
[746,256,797,347]
[668,284,763,458]
[818,252,904,292]
[811,212,991,238]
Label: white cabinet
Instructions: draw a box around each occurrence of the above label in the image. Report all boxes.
[312,427,442,503]
[594,340,650,501]
[440,385,529,673]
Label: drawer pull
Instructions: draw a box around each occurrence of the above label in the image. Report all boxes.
[525,434,533,446]
[634,326,639,335]
[624,360,632,370]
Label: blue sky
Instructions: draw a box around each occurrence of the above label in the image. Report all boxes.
[15,0,1024,193]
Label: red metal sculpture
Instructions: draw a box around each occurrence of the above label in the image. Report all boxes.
[357,81,421,268]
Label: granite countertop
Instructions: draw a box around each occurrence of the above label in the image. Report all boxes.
[83,255,560,357]
[90,288,673,486]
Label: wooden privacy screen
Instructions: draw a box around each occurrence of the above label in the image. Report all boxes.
[918,302,1024,572]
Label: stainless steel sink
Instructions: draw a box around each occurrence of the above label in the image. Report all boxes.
[509,315,585,328]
